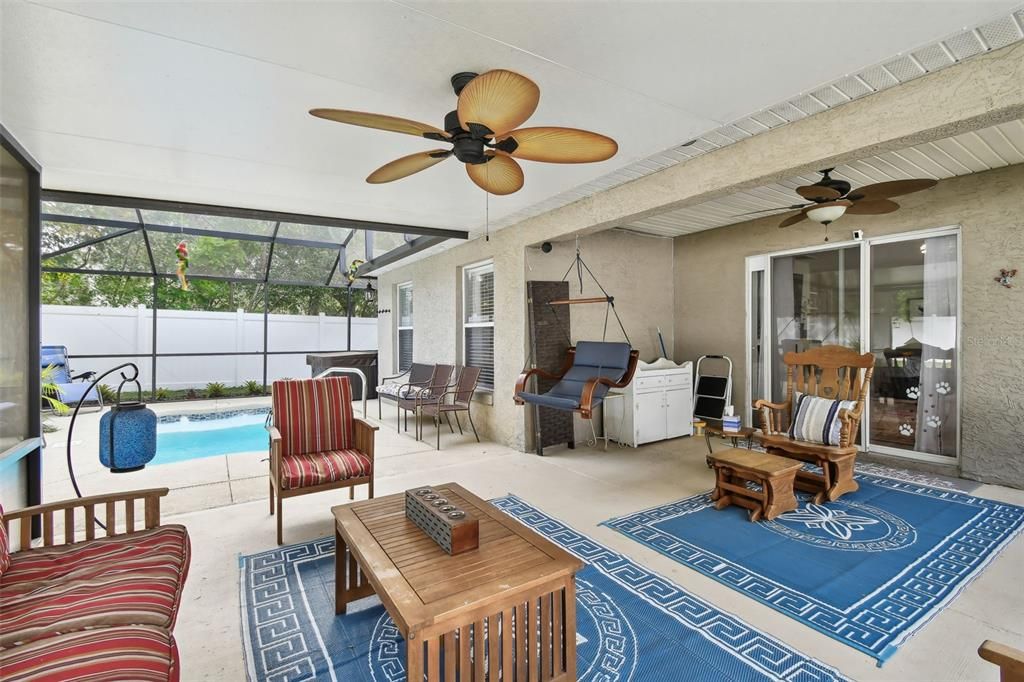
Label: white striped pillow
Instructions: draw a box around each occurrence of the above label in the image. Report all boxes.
[788,391,857,446]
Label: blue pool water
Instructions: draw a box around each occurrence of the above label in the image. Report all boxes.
[155,408,270,465]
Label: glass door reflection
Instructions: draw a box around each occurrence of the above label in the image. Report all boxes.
[868,235,958,457]
[770,246,861,405]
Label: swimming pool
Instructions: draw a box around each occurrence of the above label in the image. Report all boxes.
[155,408,270,465]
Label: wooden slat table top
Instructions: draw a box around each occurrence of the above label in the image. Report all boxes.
[333,482,583,637]
[710,447,803,477]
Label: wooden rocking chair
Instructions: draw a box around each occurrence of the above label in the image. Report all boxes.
[753,345,873,504]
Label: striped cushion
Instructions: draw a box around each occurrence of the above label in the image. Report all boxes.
[280,449,373,490]
[0,625,178,681]
[0,504,9,576]
[272,377,354,457]
[788,392,857,446]
[0,525,190,648]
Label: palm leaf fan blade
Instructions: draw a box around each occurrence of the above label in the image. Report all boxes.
[500,127,617,163]
[366,150,452,184]
[795,185,841,201]
[779,210,809,228]
[309,109,449,138]
[851,179,936,201]
[845,199,900,215]
[457,70,540,137]
[466,153,524,195]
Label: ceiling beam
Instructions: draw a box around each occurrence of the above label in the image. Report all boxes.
[42,265,376,288]
[41,189,470,240]
[42,226,140,259]
[355,235,447,277]
[502,41,1024,246]
[44,212,360,251]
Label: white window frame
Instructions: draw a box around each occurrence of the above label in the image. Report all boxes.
[462,259,494,391]
[395,281,413,373]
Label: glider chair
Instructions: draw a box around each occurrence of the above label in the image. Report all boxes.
[417,366,482,449]
[753,345,873,504]
[268,376,377,545]
[515,341,639,452]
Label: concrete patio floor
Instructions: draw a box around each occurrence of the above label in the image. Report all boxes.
[38,398,1024,681]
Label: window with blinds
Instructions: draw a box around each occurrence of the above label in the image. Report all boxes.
[396,282,413,372]
[463,261,494,390]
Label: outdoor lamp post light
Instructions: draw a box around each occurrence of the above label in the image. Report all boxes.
[66,362,157,502]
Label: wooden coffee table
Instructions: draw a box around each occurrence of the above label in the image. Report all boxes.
[332,482,584,682]
[709,448,801,522]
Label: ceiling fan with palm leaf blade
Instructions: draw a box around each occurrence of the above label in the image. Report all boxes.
[738,168,938,239]
[310,70,618,196]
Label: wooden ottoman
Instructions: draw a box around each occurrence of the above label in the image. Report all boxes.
[709,448,801,522]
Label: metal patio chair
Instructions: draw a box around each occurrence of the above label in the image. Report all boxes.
[417,366,482,449]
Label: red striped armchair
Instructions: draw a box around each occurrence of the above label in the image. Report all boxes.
[268,376,378,545]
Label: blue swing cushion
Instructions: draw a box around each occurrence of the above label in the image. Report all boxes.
[517,341,632,411]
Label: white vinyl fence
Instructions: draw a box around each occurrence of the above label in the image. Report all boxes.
[42,304,377,390]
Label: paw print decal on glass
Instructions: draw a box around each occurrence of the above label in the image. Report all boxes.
[906,386,920,400]
[926,415,942,428]
[899,423,914,437]
[935,381,951,395]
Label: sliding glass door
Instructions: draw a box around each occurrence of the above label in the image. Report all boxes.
[770,246,861,404]
[868,232,959,458]
[747,227,960,463]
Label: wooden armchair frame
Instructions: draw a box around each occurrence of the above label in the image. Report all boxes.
[269,417,378,545]
[753,345,874,503]
[979,640,1024,682]
[2,488,168,552]
[514,347,640,419]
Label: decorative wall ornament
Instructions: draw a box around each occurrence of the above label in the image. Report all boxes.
[994,268,1017,288]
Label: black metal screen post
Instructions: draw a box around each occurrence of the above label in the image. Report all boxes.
[263,222,280,393]
[347,285,354,351]
[137,209,159,400]
[152,275,158,399]
[262,284,269,391]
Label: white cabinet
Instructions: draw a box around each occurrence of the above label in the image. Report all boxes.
[604,359,693,447]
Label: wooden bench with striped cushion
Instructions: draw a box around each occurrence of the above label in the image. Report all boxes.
[0,489,189,682]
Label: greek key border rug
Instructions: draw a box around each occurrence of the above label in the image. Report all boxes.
[240,496,847,681]
[602,470,1024,665]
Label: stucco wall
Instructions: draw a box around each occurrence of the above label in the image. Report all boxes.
[673,164,1024,487]
[377,229,674,449]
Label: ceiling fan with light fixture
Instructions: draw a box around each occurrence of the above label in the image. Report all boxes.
[740,168,938,239]
[309,70,618,196]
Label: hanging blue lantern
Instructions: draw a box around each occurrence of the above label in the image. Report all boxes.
[98,373,156,473]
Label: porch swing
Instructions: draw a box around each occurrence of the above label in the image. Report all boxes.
[514,240,639,449]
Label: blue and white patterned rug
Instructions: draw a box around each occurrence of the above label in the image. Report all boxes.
[602,469,1024,666]
[240,496,847,681]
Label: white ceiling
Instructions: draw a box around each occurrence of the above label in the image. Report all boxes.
[2,0,1021,238]
[622,118,1024,237]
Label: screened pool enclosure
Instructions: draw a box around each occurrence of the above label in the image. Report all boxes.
[41,191,467,395]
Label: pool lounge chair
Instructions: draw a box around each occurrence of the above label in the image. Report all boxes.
[40,345,103,410]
